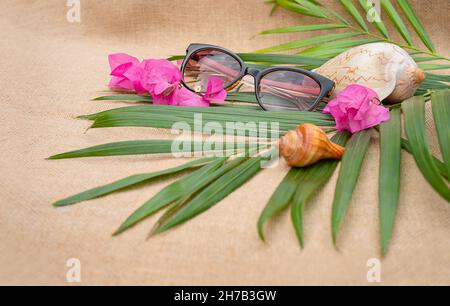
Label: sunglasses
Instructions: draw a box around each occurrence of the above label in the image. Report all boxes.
[180,44,335,111]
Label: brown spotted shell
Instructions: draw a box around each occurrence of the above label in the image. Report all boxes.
[279,124,345,167]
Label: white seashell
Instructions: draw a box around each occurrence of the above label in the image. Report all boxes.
[314,42,425,103]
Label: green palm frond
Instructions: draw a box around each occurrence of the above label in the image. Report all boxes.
[402,96,450,201]
[50,1,450,255]
[431,90,450,178]
[380,0,413,46]
[276,0,327,18]
[331,130,372,245]
[237,53,327,66]
[297,38,379,58]
[358,0,389,38]
[53,157,216,207]
[255,32,363,53]
[340,0,369,31]
[260,23,346,35]
[379,108,402,255]
[114,158,228,235]
[77,103,334,136]
[257,168,304,241]
[259,0,450,66]
[49,140,199,159]
[290,131,350,248]
[153,156,265,235]
[397,0,435,52]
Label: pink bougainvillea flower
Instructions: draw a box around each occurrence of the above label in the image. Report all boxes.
[151,87,178,105]
[176,87,210,107]
[141,59,182,94]
[145,70,226,107]
[323,84,390,133]
[122,63,147,95]
[108,53,140,91]
[202,76,227,102]
[174,77,227,107]
[107,54,226,107]
[152,86,209,107]
[139,59,183,101]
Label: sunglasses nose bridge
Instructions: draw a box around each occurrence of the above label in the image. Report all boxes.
[246,68,261,78]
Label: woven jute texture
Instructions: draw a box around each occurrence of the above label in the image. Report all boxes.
[0,0,449,285]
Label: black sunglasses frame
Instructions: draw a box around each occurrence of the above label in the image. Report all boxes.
[180,43,335,111]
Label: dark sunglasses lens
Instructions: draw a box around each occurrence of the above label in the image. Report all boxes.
[258,70,321,111]
[183,48,242,93]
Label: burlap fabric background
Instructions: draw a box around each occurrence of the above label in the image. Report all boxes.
[1,0,449,285]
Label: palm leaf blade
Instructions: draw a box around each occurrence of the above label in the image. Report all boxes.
[323,3,350,25]
[379,108,402,255]
[80,104,334,122]
[93,92,261,104]
[294,0,328,18]
[380,0,413,46]
[260,23,346,35]
[238,53,327,66]
[49,140,211,159]
[53,158,215,207]
[154,157,264,234]
[397,0,436,52]
[331,130,372,244]
[275,0,326,18]
[298,38,379,58]
[93,95,152,102]
[291,131,350,248]
[402,96,450,201]
[431,90,450,178]
[340,0,368,31]
[255,32,363,53]
[413,56,446,63]
[401,138,448,180]
[83,109,335,137]
[298,47,348,59]
[114,158,227,235]
[419,64,450,71]
[426,73,450,83]
[257,168,303,241]
[358,0,390,38]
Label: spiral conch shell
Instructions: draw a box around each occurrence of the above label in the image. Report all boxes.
[279,124,345,167]
[314,42,425,103]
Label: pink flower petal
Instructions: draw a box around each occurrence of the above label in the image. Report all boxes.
[108,53,141,91]
[141,59,182,95]
[123,64,147,94]
[110,62,134,77]
[153,82,174,96]
[177,87,210,107]
[203,76,227,102]
[108,53,139,71]
[108,76,134,91]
